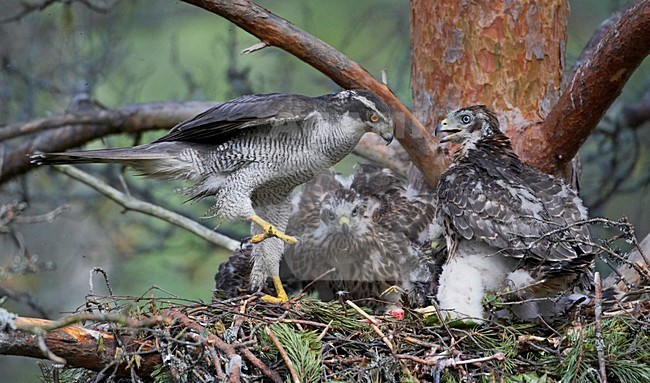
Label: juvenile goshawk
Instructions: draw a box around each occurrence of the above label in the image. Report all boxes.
[282,164,439,310]
[31,90,394,303]
[433,105,593,320]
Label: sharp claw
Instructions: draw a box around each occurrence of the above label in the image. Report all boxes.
[248,215,298,244]
[261,294,290,304]
[260,276,290,304]
[240,235,253,248]
[248,233,268,244]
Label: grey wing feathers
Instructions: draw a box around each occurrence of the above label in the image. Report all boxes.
[350,163,405,196]
[154,93,317,144]
[29,144,174,165]
[352,164,435,243]
[287,171,342,235]
[439,163,592,267]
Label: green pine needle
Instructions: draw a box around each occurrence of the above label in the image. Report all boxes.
[270,322,324,383]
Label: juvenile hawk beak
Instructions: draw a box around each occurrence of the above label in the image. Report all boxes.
[435,119,460,143]
[434,119,447,136]
[339,216,350,236]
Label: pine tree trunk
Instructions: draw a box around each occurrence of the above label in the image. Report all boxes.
[410,0,568,169]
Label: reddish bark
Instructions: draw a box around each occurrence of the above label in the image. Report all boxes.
[411,0,567,159]
[0,317,161,376]
[411,0,650,180]
[526,0,650,177]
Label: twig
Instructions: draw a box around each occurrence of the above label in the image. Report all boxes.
[1,0,60,23]
[423,351,507,383]
[594,272,608,383]
[89,267,113,296]
[299,267,336,296]
[14,312,171,333]
[168,309,282,383]
[0,286,50,319]
[271,318,329,328]
[265,326,302,383]
[11,205,71,225]
[36,334,66,365]
[345,300,378,325]
[438,352,506,368]
[53,165,239,251]
[403,336,440,350]
[345,300,394,352]
[396,353,446,366]
[316,320,333,341]
[240,42,268,54]
[226,355,242,383]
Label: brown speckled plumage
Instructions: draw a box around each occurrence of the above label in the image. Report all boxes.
[283,165,440,309]
[434,105,594,320]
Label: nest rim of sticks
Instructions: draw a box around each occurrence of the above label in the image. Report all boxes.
[14,280,649,383]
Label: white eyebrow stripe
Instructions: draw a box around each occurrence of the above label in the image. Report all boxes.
[352,94,388,121]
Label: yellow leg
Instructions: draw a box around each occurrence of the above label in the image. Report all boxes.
[249,215,297,245]
[261,276,290,304]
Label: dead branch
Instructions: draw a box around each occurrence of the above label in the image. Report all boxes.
[0,316,162,376]
[0,286,50,319]
[53,165,240,251]
[181,0,448,187]
[523,0,650,177]
[604,231,650,296]
[15,312,171,333]
[594,272,607,383]
[0,101,214,184]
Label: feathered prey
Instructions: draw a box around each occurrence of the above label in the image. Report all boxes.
[31,89,394,303]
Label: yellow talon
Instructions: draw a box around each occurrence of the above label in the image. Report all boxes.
[249,215,298,244]
[261,276,290,304]
[380,285,402,297]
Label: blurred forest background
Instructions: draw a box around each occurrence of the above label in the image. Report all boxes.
[0,0,648,380]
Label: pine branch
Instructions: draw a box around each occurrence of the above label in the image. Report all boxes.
[53,165,240,251]
[0,314,163,376]
[0,101,214,184]
[524,0,650,177]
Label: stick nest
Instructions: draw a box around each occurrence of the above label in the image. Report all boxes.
[35,283,650,383]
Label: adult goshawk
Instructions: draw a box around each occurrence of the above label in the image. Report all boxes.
[31,90,394,303]
[433,105,593,320]
[282,164,439,310]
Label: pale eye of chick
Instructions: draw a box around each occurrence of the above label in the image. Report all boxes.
[351,206,359,217]
[460,114,472,124]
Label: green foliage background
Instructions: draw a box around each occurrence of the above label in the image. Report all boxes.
[0,0,648,381]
